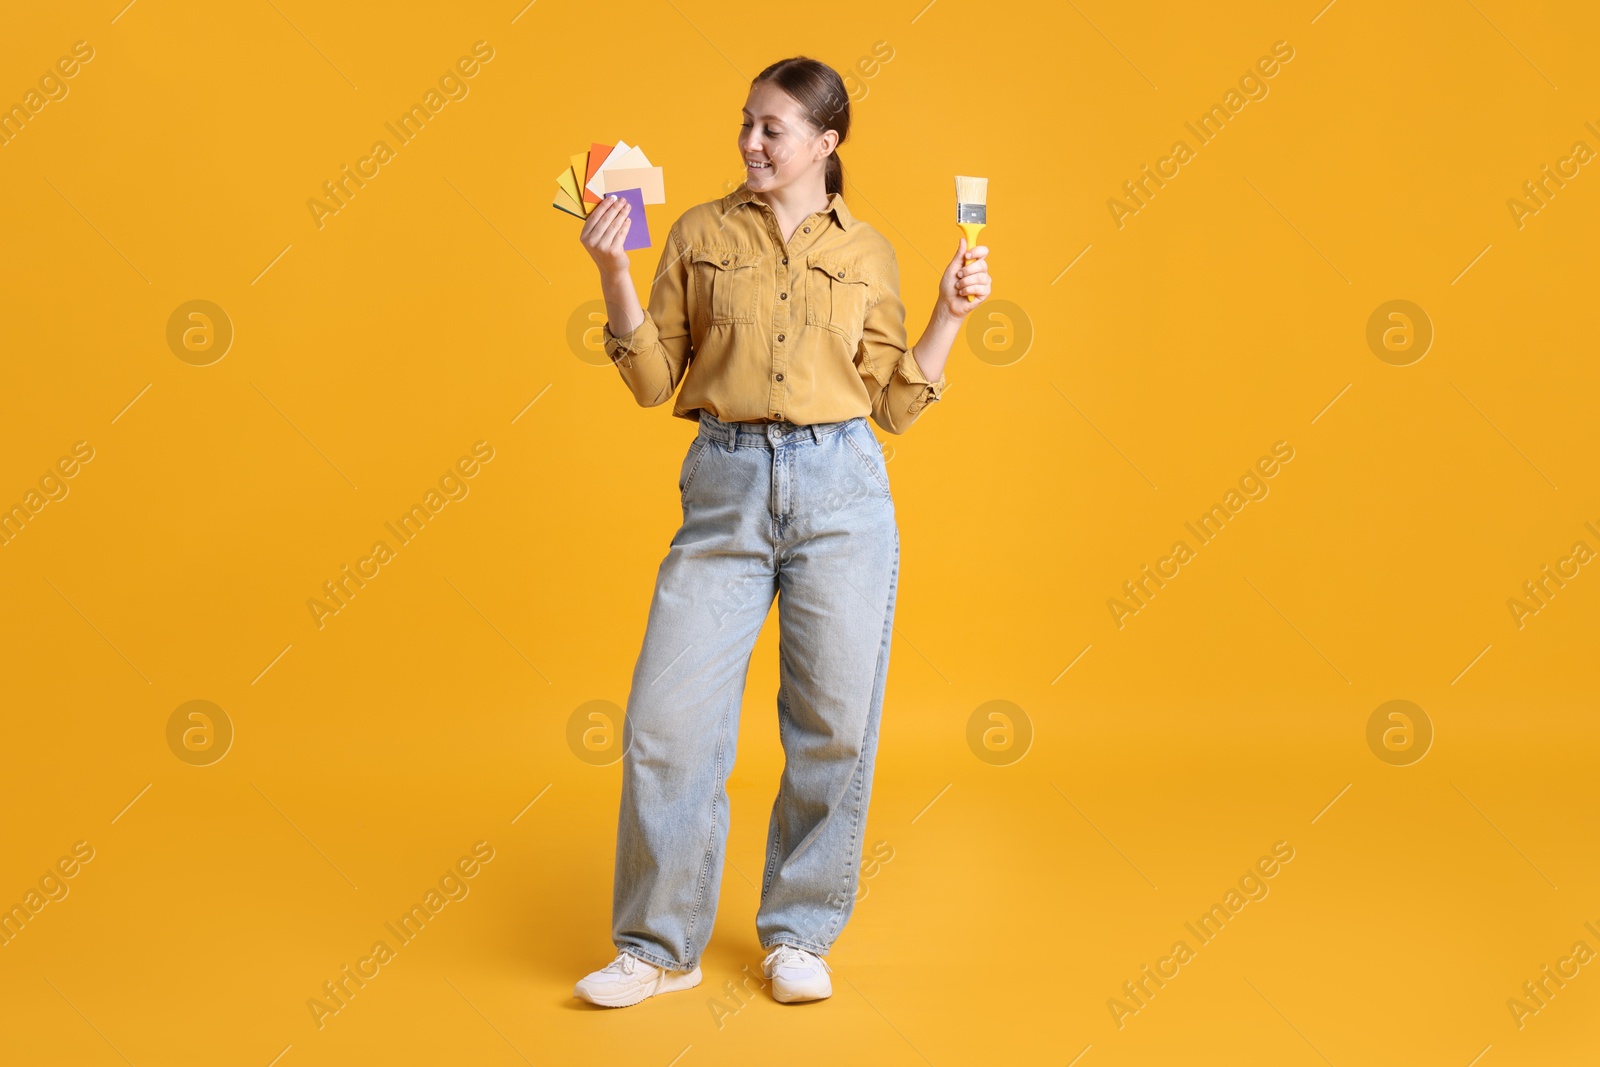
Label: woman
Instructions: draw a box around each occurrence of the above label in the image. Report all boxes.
[573,56,990,1008]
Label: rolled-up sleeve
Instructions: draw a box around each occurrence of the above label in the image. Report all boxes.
[602,220,693,407]
[855,248,947,434]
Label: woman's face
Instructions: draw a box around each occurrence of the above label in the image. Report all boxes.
[739,81,836,192]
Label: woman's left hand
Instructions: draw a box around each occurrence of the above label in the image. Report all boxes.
[938,237,990,319]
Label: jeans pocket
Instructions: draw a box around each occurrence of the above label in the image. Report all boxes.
[679,435,710,500]
[840,422,891,498]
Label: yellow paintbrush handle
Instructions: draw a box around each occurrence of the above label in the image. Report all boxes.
[958,221,986,302]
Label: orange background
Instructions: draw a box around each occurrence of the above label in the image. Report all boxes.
[2,1,1597,1064]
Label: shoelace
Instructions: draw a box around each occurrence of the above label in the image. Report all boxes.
[764,944,830,974]
[601,952,640,976]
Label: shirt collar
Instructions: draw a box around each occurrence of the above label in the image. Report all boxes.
[725,181,855,232]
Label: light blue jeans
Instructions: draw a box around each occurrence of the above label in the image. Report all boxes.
[612,410,900,971]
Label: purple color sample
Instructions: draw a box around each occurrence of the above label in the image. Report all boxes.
[606,187,651,250]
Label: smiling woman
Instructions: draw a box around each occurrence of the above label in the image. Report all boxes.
[575,53,991,1013]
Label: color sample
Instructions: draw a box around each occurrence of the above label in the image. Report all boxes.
[554,141,663,246]
[581,141,611,204]
[605,186,650,250]
[600,165,665,204]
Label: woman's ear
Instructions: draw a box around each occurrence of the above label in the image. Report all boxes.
[816,128,839,162]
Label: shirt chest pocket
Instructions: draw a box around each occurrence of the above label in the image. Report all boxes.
[691,248,761,325]
[804,253,872,347]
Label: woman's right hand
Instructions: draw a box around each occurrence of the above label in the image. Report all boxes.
[580,194,632,275]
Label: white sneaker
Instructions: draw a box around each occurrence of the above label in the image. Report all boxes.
[762,944,832,1003]
[573,951,702,1008]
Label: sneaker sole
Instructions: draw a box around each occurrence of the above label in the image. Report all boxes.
[575,965,702,1008]
[771,981,832,1003]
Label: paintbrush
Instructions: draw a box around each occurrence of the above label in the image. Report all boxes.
[955,175,988,303]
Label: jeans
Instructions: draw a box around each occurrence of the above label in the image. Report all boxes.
[612,409,900,971]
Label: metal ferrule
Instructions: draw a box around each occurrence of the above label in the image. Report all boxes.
[957,202,986,224]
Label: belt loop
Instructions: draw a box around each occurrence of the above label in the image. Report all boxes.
[725,419,738,452]
[808,422,823,444]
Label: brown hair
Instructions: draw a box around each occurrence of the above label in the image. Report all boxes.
[753,57,850,198]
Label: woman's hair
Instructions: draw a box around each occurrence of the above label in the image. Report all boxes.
[752,57,850,197]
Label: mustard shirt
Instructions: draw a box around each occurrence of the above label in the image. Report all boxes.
[601,182,948,434]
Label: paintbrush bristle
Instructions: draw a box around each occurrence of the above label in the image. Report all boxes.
[955,175,988,206]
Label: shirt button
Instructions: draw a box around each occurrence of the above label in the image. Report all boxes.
[721,258,729,265]
[777,334,785,342]
[774,412,782,420]
[803,226,810,233]
[775,373,784,381]
[780,292,787,300]
[782,257,788,265]
[836,270,844,278]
